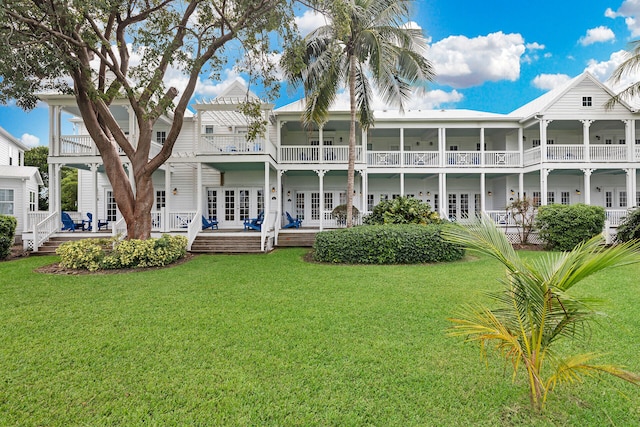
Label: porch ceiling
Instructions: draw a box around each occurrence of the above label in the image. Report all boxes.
[205,162,266,172]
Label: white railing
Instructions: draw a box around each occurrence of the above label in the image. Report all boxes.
[368,151,400,166]
[484,151,520,166]
[524,147,541,166]
[27,211,50,232]
[590,145,628,162]
[546,145,584,161]
[321,210,363,227]
[151,211,163,231]
[485,210,517,226]
[446,151,481,166]
[605,209,628,226]
[33,212,60,252]
[60,135,94,155]
[635,146,640,161]
[280,146,319,163]
[199,134,266,153]
[170,211,196,231]
[111,217,127,237]
[404,151,439,166]
[322,146,352,163]
[186,210,202,251]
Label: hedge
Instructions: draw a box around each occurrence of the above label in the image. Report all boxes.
[0,215,17,260]
[363,196,440,225]
[615,208,640,243]
[313,224,464,264]
[57,234,187,271]
[536,204,605,251]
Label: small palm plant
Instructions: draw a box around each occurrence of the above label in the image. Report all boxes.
[442,216,640,412]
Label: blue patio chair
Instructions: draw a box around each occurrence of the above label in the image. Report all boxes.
[87,213,109,230]
[283,211,302,229]
[202,216,218,230]
[243,211,264,231]
[61,211,84,231]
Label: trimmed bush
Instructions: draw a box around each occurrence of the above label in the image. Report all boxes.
[363,196,440,225]
[615,208,640,243]
[57,234,187,271]
[0,215,17,260]
[536,204,605,251]
[313,224,464,264]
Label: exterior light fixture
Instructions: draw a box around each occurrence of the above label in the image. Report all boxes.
[172,187,178,195]
[271,186,276,193]
[576,189,581,195]
[488,191,492,196]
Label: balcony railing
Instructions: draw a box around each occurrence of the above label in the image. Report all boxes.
[199,134,266,154]
[446,151,481,166]
[547,145,584,161]
[368,151,400,166]
[280,146,361,163]
[404,151,439,166]
[590,145,628,162]
[60,135,94,155]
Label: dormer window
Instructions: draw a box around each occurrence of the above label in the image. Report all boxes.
[582,96,592,107]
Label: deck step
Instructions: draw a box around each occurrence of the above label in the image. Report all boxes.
[191,234,263,253]
[33,235,86,255]
[277,231,317,247]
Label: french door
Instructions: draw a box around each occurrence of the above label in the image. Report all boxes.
[207,187,264,227]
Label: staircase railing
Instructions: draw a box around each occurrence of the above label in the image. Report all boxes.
[111,217,127,238]
[187,209,202,251]
[33,212,60,253]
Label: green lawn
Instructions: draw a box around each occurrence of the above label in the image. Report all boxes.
[1,249,639,426]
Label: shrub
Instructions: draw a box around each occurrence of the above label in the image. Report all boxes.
[313,224,464,264]
[0,215,17,260]
[57,234,187,271]
[363,196,440,225]
[536,204,605,251]
[615,208,640,243]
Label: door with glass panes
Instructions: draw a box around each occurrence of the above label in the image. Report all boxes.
[293,190,347,226]
[447,192,480,221]
[206,187,264,227]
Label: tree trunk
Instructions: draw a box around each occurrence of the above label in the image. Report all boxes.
[346,54,357,228]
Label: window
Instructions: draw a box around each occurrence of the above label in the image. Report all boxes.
[311,192,320,220]
[156,131,167,144]
[605,191,613,208]
[367,194,374,211]
[18,152,22,166]
[380,194,389,202]
[476,143,487,151]
[0,189,14,215]
[239,190,250,220]
[448,194,457,220]
[106,191,117,222]
[339,192,347,205]
[605,139,613,145]
[620,191,627,208]
[204,125,214,134]
[561,191,570,205]
[295,193,305,220]
[29,191,37,212]
[155,190,166,209]
[257,190,264,214]
[474,194,481,215]
[547,191,555,204]
[392,194,400,199]
[532,191,541,207]
[460,194,469,218]
[207,189,217,219]
[225,190,235,221]
[635,139,640,145]
[433,194,439,211]
[619,139,626,145]
[636,191,640,207]
[8,147,12,165]
[582,96,592,107]
[532,139,541,147]
[449,145,458,151]
[324,192,334,211]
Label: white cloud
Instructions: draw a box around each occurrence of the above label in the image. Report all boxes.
[407,89,463,109]
[427,32,526,88]
[584,49,640,94]
[526,42,545,51]
[579,26,615,46]
[532,74,572,91]
[295,9,328,36]
[606,1,640,37]
[20,133,40,147]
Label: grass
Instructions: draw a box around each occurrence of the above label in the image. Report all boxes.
[0,249,639,426]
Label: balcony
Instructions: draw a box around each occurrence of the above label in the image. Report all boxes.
[199,134,269,154]
[58,134,162,158]
[280,146,360,164]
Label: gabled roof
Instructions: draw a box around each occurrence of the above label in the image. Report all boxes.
[0,165,44,185]
[508,72,635,120]
[0,126,28,151]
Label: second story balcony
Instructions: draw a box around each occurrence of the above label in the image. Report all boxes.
[199,134,274,156]
[57,134,163,159]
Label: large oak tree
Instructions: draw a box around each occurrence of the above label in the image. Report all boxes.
[0,0,299,239]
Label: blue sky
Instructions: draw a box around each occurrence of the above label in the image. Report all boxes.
[2,0,640,148]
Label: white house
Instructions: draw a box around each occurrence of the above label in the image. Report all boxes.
[29,72,640,251]
[0,126,43,243]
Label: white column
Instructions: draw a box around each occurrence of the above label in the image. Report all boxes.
[400,128,404,167]
[626,168,635,209]
[316,169,326,231]
[164,165,171,232]
[625,120,634,161]
[262,162,269,251]
[541,169,550,206]
[91,163,99,233]
[400,172,405,196]
[479,128,485,166]
[480,172,486,213]
[362,129,368,166]
[518,173,524,202]
[582,168,592,205]
[581,120,592,162]
[540,119,549,162]
[439,172,447,219]
[48,164,55,213]
[318,125,324,164]
[196,110,202,152]
[276,170,285,244]
[439,128,445,167]
[362,172,368,213]
[518,127,524,167]
[197,163,203,213]
[48,105,56,157]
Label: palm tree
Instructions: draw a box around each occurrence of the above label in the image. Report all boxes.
[283,0,434,227]
[606,39,640,108]
[442,216,640,412]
